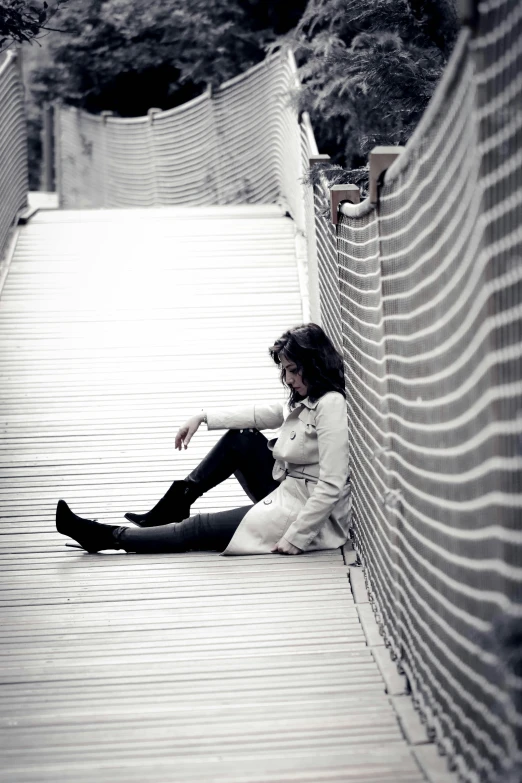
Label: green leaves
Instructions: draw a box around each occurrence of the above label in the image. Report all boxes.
[28,0,305,115]
[289,0,459,177]
[0,0,68,51]
[17,0,458,193]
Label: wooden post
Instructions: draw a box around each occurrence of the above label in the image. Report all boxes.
[53,101,62,208]
[12,46,23,82]
[41,104,54,192]
[369,146,404,204]
[309,154,330,167]
[330,184,360,225]
[306,155,331,326]
[457,0,479,28]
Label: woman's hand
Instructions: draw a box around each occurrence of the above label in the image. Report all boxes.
[271,538,303,555]
[175,414,205,451]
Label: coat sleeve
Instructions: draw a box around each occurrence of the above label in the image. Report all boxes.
[283,393,350,550]
[206,402,285,431]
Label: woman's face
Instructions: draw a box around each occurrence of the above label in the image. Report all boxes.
[280,354,308,396]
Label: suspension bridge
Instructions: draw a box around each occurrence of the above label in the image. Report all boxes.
[0,1,520,782]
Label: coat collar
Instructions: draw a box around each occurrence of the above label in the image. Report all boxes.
[296,396,319,410]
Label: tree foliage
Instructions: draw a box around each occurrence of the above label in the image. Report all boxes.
[14,0,459,192]
[0,0,68,52]
[283,0,459,172]
[31,0,307,115]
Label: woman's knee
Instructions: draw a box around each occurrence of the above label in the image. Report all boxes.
[224,428,264,454]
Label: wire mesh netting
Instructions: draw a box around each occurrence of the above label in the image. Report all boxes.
[0,52,28,259]
[314,181,343,355]
[55,52,308,230]
[300,114,320,322]
[315,1,521,780]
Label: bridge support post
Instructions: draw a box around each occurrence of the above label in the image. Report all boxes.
[457,0,480,28]
[307,154,332,324]
[41,104,54,192]
[309,154,330,167]
[369,146,404,204]
[330,184,360,225]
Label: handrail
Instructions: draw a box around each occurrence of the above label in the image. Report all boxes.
[300,111,319,157]
[315,1,522,780]
[54,51,309,219]
[0,50,28,260]
[339,199,376,219]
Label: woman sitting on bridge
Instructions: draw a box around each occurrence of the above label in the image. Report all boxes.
[56,323,351,557]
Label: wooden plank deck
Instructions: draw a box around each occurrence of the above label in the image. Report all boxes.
[0,206,426,782]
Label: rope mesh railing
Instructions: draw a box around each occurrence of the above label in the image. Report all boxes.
[314,180,343,354]
[299,113,320,323]
[9,9,520,775]
[315,0,522,780]
[0,52,28,259]
[54,52,309,233]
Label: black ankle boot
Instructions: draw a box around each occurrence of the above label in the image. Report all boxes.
[124,480,194,527]
[56,499,121,553]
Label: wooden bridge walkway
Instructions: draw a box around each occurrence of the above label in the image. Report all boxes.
[0,205,436,782]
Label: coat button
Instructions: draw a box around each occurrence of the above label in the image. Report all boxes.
[290,431,296,440]
[263,499,272,505]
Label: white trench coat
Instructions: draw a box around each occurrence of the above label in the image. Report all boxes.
[205,391,352,555]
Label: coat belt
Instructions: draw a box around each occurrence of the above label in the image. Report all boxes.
[284,469,318,483]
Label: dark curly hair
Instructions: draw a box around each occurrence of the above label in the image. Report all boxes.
[269,323,345,407]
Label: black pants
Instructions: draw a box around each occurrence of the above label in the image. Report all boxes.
[117,429,278,553]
